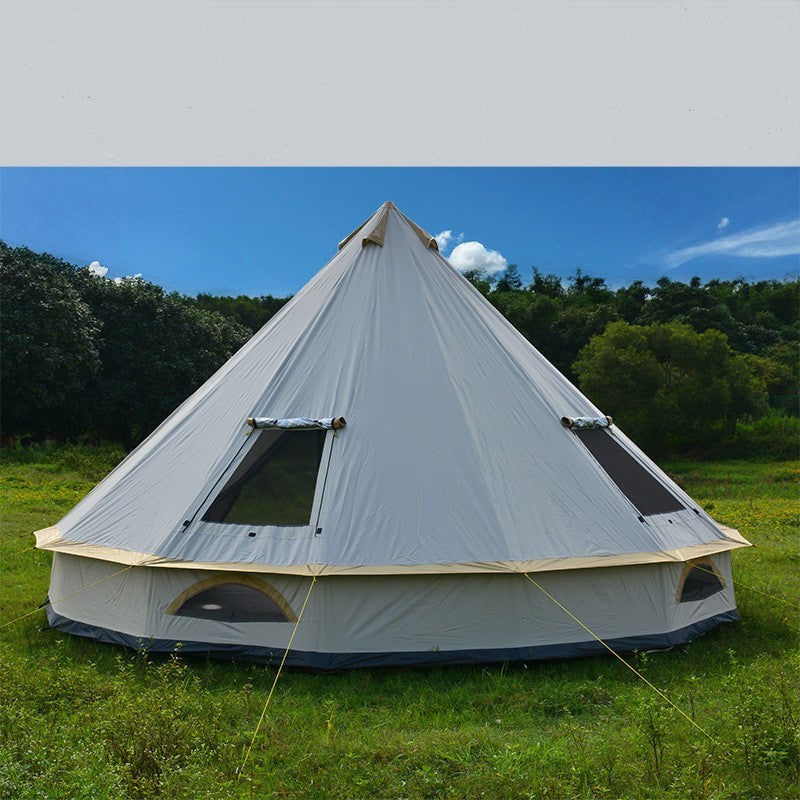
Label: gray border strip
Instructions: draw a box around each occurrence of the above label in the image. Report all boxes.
[46,605,740,671]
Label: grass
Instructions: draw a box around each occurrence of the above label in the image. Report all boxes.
[0,444,798,799]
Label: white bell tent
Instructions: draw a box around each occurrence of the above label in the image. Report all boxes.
[35,202,749,668]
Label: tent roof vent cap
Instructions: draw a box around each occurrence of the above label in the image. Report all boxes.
[338,202,438,252]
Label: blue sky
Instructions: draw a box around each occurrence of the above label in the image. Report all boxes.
[1,168,797,297]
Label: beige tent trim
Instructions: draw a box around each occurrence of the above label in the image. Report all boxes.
[35,525,750,576]
[401,213,439,251]
[362,206,389,248]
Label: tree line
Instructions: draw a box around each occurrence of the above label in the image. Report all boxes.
[0,243,289,450]
[470,264,798,458]
[1,242,797,457]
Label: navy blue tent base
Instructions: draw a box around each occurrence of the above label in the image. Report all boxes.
[46,605,740,671]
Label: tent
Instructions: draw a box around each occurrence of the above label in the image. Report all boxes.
[35,202,750,669]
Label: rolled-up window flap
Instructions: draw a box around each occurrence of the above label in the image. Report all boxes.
[561,415,613,430]
[245,416,347,430]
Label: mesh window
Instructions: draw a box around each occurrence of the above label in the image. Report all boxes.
[575,428,683,516]
[173,583,289,622]
[203,429,326,526]
[679,565,724,603]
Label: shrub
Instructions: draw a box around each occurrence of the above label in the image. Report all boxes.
[727,415,800,460]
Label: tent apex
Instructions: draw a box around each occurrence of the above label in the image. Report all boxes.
[338,201,439,252]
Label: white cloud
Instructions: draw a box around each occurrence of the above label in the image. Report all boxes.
[716,217,729,232]
[434,230,453,251]
[85,260,108,277]
[448,241,508,275]
[85,260,143,282]
[666,219,800,269]
[434,229,465,253]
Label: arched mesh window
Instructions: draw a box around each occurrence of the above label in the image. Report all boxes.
[166,577,296,622]
[677,560,725,603]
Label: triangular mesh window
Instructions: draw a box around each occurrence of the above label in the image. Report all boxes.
[575,428,683,516]
[679,565,724,603]
[203,429,326,526]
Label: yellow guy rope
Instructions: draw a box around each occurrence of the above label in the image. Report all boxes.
[237,575,317,780]
[0,564,134,631]
[522,572,718,744]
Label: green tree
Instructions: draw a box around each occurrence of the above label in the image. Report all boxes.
[73,273,252,450]
[0,246,100,438]
[637,277,749,350]
[554,303,620,379]
[490,292,560,357]
[748,342,799,414]
[615,280,650,322]
[188,293,291,334]
[567,268,613,303]
[530,267,564,298]
[494,264,523,293]
[573,321,770,457]
[706,277,799,331]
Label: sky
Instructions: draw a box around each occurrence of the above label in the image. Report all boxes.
[1,167,798,297]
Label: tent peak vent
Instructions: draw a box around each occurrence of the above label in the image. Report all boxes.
[338,203,439,252]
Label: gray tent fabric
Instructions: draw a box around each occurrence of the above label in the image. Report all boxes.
[36,202,749,667]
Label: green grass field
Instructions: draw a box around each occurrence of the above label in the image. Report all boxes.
[1,445,797,800]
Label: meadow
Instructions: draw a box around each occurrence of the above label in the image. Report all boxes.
[0,445,797,800]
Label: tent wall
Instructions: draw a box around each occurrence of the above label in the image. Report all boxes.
[49,553,153,637]
[48,553,737,668]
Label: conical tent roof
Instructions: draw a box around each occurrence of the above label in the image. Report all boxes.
[36,202,748,574]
